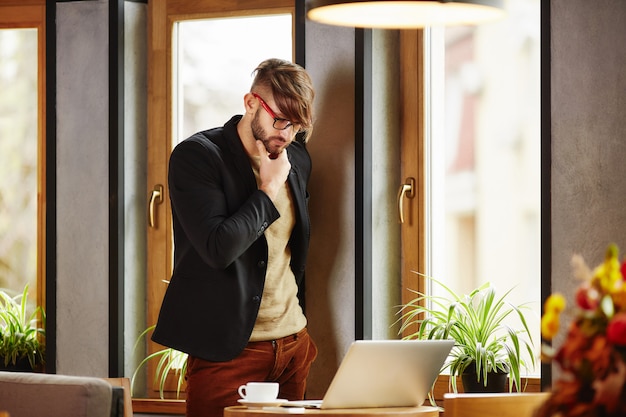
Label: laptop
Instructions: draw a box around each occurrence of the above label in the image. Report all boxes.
[286,339,454,409]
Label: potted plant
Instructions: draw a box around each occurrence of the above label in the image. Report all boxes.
[0,284,46,371]
[131,324,187,399]
[398,274,535,393]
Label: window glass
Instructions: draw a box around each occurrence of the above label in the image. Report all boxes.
[427,0,541,374]
[174,14,293,145]
[0,28,38,300]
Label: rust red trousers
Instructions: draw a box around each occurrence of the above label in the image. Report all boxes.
[185,328,317,417]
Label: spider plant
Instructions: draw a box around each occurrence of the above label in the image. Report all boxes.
[131,325,188,399]
[398,274,535,393]
[0,284,46,370]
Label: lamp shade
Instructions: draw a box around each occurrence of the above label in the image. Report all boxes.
[306,0,506,28]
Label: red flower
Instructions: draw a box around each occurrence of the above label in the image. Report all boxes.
[575,284,600,310]
[607,313,626,346]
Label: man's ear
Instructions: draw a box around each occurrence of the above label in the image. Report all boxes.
[243,92,257,114]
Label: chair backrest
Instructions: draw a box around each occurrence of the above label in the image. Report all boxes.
[443,393,550,417]
[0,371,113,417]
[103,377,133,417]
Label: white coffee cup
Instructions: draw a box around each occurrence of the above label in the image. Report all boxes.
[237,382,279,402]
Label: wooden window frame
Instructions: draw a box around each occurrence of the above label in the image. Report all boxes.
[399,28,541,397]
[0,0,47,333]
[143,0,296,406]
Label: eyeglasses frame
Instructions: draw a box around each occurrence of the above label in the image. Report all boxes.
[252,92,301,132]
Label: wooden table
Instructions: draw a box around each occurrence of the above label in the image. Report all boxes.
[224,405,439,417]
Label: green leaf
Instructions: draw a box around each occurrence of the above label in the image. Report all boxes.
[397,273,536,393]
[0,284,45,369]
[130,326,188,399]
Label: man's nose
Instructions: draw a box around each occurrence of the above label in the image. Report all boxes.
[279,127,295,140]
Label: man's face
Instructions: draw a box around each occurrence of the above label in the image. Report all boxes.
[251,109,295,156]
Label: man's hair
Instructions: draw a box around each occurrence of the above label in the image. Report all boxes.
[251,58,315,142]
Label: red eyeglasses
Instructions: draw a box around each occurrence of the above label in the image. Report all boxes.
[252,93,302,132]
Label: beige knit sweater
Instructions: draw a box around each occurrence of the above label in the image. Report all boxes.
[248,156,307,342]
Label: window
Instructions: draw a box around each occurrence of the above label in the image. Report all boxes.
[429,0,542,376]
[400,0,541,380]
[0,1,46,324]
[173,15,293,144]
[143,0,295,400]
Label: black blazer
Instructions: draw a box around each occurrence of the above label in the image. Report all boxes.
[152,115,312,362]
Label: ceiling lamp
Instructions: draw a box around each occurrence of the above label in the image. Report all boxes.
[306,0,506,28]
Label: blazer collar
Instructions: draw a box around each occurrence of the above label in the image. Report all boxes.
[222,115,304,202]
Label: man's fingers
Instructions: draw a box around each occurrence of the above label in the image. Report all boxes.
[255,140,267,156]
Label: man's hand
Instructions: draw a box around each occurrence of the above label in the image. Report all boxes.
[256,140,291,200]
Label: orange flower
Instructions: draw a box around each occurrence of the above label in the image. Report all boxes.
[545,293,566,314]
[556,322,591,373]
[612,281,626,311]
[541,311,561,341]
[541,293,566,340]
[586,335,614,379]
[593,357,626,414]
[593,244,623,294]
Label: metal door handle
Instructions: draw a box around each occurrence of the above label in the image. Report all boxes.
[149,184,164,228]
[397,177,415,224]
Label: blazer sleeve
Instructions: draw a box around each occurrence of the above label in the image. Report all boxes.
[168,136,280,269]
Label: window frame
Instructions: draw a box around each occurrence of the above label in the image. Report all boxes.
[143,0,298,405]
[0,0,47,341]
[399,27,543,396]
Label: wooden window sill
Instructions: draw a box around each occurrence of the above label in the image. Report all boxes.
[132,398,186,415]
[432,375,541,402]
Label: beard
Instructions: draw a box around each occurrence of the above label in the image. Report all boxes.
[251,112,291,155]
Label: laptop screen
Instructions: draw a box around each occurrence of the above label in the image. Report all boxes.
[290,339,454,409]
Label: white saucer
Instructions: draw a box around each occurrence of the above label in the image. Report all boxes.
[238,399,288,409]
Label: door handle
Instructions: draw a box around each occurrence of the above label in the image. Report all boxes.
[397,177,415,224]
[149,184,164,228]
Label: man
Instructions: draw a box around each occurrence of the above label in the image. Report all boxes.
[152,58,317,417]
